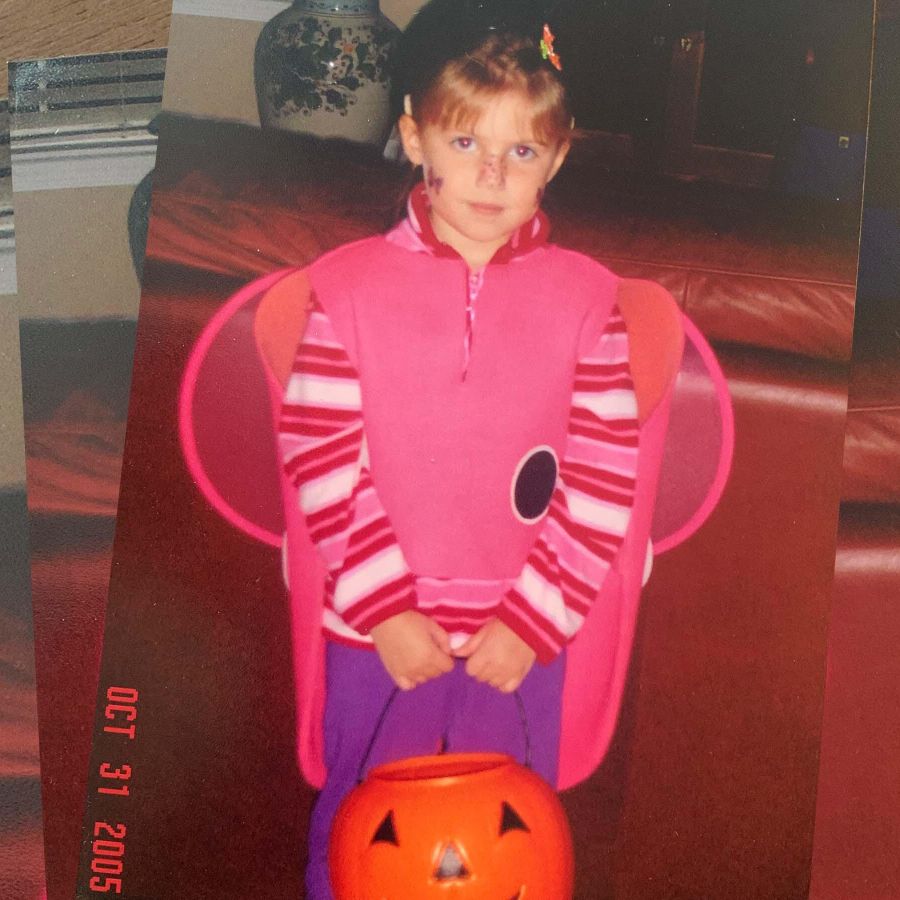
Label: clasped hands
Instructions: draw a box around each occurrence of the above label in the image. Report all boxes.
[369,610,536,694]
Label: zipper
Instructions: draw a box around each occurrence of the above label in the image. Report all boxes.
[462,267,485,381]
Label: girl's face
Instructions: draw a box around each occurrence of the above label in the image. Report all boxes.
[399,90,570,268]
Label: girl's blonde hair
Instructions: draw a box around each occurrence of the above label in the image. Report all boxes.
[409,32,572,147]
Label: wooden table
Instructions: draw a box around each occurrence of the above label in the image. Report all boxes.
[0,0,171,98]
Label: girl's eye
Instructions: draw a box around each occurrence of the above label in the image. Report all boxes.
[512,145,537,160]
[452,136,475,151]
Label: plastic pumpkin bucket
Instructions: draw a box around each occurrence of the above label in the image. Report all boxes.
[329,751,574,899]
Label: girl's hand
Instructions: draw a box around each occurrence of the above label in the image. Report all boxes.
[369,610,454,691]
[455,619,537,693]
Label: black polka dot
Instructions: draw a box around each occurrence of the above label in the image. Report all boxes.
[514,449,557,521]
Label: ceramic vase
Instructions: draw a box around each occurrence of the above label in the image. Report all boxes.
[254,0,398,146]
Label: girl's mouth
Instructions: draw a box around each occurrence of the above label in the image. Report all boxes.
[469,202,504,215]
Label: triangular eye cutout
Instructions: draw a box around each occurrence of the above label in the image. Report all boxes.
[499,802,530,835]
[371,811,399,846]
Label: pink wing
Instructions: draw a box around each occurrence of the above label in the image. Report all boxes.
[651,314,735,554]
[179,269,297,548]
[180,275,733,557]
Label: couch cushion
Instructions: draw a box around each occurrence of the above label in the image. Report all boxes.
[684,271,854,362]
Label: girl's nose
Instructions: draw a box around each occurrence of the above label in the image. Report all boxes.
[477,154,505,188]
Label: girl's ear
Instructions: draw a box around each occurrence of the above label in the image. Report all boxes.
[398,114,425,166]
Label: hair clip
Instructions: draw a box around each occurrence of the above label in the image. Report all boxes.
[540,23,562,71]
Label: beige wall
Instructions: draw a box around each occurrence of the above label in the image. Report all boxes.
[0,298,26,488]
[164,1,426,124]
[164,14,263,124]
[381,0,423,30]
[13,185,140,320]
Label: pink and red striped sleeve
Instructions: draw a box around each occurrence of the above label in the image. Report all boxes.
[278,297,416,634]
[496,304,640,664]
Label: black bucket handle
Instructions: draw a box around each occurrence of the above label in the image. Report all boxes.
[357,685,533,784]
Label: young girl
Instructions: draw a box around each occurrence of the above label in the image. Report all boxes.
[256,2,660,895]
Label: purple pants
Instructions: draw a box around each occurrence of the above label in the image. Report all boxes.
[306,640,566,899]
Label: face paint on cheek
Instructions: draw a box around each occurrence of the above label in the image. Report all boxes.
[426,166,444,195]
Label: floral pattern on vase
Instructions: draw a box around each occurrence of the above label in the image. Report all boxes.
[255,0,398,146]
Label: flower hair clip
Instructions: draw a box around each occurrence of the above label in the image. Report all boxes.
[540,23,562,71]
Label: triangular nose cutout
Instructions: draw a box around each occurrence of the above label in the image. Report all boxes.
[434,843,470,881]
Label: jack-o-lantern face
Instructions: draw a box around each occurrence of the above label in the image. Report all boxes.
[329,753,574,899]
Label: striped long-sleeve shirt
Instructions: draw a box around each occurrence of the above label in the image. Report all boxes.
[280,297,416,635]
[278,295,638,662]
[496,308,639,662]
